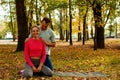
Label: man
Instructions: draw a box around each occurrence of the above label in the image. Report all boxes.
[28,17,56,71]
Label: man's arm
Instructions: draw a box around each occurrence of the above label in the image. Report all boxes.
[41,38,55,47]
[48,29,56,47]
[46,42,56,47]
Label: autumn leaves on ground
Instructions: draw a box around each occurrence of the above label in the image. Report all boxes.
[0,39,120,80]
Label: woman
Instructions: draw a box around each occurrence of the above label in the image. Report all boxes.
[23,26,53,78]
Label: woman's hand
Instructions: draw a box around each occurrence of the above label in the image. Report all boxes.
[37,62,43,72]
[32,66,38,72]
[37,65,42,72]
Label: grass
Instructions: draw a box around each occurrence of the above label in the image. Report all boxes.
[0,39,120,80]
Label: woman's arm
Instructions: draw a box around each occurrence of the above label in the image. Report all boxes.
[37,43,46,71]
[24,42,34,67]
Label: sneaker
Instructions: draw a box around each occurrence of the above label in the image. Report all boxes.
[20,69,25,75]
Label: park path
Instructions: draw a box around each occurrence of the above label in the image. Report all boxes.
[0,38,119,45]
[0,40,17,44]
[54,71,110,79]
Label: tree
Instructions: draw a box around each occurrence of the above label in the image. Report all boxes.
[15,0,28,51]
[83,3,88,45]
[59,9,64,40]
[64,8,69,42]
[45,0,69,41]
[1,0,17,41]
[108,25,114,37]
[75,0,84,42]
[69,0,73,45]
[92,1,105,50]
[93,0,119,49]
[77,8,82,41]
[8,0,17,41]
[48,13,54,30]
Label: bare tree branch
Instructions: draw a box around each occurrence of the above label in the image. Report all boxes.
[104,7,111,27]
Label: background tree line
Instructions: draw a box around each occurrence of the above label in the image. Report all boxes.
[0,0,120,51]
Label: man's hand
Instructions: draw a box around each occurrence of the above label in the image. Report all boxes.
[41,38,49,44]
[25,38,30,42]
[41,38,55,47]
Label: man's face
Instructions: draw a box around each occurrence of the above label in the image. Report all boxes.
[41,21,50,30]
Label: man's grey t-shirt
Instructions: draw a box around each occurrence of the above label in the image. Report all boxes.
[39,28,55,55]
[29,27,55,55]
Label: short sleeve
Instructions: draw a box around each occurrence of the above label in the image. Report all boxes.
[50,29,56,42]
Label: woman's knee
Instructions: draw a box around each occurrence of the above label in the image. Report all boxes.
[24,71,33,78]
[42,65,53,76]
[48,70,53,77]
[24,63,33,78]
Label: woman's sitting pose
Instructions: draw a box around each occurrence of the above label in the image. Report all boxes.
[23,26,53,78]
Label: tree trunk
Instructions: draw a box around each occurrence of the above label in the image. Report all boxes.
[59,9,64,40]
[49,13,54,30]
[109,27,112,37]
[83,16,86,45]
[91,26,94,39]
[83,6,88,45]
[78,26,81,41]
[38,6,42,22]
[29,10,33,33]
[92,1,105,49]
[27,0,34,31]
[65,30,69,42]
[9,0,16,42]
[65,8,69,42]
[86,24,89,40]
[35,0,39,25]
[15,0,28,51]
[10,16,16,42]
[115,23,117,38]
[90,18,94,39]
[69,0,73,45]
[97,27,104,48]
[78,7,81,41]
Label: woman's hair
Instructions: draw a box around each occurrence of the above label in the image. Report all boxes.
[30,26,40,32]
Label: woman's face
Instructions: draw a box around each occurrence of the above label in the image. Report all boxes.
[31,27,40,38]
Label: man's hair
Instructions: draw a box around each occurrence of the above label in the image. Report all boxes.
[41,17,51,23]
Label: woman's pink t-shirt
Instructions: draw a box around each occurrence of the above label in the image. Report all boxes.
[24,38,46,67]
